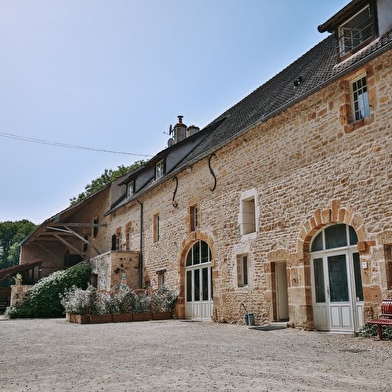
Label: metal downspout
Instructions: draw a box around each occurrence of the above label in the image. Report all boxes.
[137,199,143,289]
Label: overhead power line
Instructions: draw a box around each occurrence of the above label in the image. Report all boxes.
[0,132,152,157]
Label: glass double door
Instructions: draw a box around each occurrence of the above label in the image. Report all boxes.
[185,265,212,320]
[312,251,364,332]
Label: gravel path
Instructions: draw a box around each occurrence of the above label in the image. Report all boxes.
[1,317,391,392]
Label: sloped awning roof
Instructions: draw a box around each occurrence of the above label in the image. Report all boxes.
[0,259,42,280]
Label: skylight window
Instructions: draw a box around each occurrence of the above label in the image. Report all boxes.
[338,5,374,57]
[155,159,165,180]
[127,181,134,198]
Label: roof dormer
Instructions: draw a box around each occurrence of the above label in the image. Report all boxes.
[318,0,379,61]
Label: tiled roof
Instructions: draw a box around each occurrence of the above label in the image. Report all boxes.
[109,28,392,213]
[176,29,392,169]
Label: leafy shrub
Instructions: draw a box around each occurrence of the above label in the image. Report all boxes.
[355,322,392,339]
[113,286,138,314]
[133,290,151,313]
[93,289,118,315]
[150,286,178,312]
[60,285,96,315]
[5,262,91,318]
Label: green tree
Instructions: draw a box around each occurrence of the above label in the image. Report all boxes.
[69,161,145,205]
[0,220,37,269]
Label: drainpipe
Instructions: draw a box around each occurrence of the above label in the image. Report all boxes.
[137,198,144,289]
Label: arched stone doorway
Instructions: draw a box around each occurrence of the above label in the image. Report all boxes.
[310,224,364,332]
[184,240,213,320]
[297,201,367,332]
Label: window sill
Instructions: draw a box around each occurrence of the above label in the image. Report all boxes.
[344,113,374,134]
[241,232,257,241]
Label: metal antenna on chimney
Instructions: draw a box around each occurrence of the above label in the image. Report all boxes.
[163,124,173,135]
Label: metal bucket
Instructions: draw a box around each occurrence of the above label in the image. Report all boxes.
[244,313,255,326]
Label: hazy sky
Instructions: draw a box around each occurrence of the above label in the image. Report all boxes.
[0,0,349,224]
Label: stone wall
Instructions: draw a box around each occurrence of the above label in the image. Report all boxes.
[10,285,32,308]
[90,251,140,291]
[106,51,392,327]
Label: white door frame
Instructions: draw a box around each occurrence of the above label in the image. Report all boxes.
[185,264,212,320]
[184,240,213,320]
[311,248,364,332]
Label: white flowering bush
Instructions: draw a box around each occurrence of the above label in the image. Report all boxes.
[113,286,138,314]
[58,284,178,316]
[134,291,151,313]
[150,286,178,312]
[60,285,96,315]
[6,262,91,318]
[93,289,118,315]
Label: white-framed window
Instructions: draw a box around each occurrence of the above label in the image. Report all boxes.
[127,181,134,198]
[190,205,198,232]
[384,245,392,290]
[237,255,249,287]
[338,5,373,57]
[242,198,255,234]
[155,159,165,180]
[153,213,160,242]
[352,75,370,121]
[239,189,258,237]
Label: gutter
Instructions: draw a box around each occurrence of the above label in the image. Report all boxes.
[176,37,392,171]
[106,36,392,216]
[137,198,144,289]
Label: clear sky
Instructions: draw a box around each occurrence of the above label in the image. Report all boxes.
[0,0,349,224]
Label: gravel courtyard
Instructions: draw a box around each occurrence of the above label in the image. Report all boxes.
[1,317,391,392]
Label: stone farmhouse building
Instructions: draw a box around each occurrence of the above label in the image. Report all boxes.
[16,0,392,333]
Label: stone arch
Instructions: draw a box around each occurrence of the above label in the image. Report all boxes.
[176,231,216,319]
[294,200,370,329]
[297,200,367,261]
[179,231,216,267]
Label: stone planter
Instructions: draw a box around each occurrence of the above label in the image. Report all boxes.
[152,311,173,320]
[132,312,152,321]
[112,313,133,323]
[90,314,113,324]
[66,313,91,324]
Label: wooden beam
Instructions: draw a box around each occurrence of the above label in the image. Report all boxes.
[53,234,85,259]
[63,226,101,255]
[47,222,107,228]
[46,227,74,234]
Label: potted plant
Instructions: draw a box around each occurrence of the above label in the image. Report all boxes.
[111,286,135,322]
[151,286,178,320]
[60,285,95,324]
[14,273,23,286]
[90,290,114,323]
[12,273,23,292]
[132,290,152,321]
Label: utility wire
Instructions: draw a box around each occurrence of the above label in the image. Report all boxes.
[0,132,152,157]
